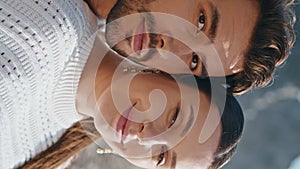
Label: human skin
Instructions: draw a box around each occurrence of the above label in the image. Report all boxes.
[101,0,259,77]
[106,0,258,76]
[84,0,117,18]
[76,36,222,169]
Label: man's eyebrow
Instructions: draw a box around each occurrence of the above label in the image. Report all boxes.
[180,106,195,137]
[170,151,177,169]
[208,2,220,41]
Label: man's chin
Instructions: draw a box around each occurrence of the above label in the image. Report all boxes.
[112,47,130,58]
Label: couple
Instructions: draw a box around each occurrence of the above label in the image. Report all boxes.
[0,0,295,169]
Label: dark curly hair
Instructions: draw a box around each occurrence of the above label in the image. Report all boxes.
[228,0,296,94]
[209,94,244,169]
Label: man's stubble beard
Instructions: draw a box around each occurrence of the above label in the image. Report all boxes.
[106,0,160,61]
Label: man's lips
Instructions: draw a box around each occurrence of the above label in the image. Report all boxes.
[132,20,148,55]
[133,34,144,54]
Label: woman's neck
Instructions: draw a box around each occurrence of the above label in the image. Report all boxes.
[76,36,122,117]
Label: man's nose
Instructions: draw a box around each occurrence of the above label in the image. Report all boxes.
[157,34,193,57]
[137,34,192,73]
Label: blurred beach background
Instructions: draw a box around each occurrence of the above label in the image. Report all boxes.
[69,4,300,169]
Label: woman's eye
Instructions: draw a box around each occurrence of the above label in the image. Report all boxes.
[156,146,167,167]
[169,107,179,128]
[198,12,206,31]
[190,52,199,71]
[156,151,166,166]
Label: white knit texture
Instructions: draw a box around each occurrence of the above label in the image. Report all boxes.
[0,0,98,168]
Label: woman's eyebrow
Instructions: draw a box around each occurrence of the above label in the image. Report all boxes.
[170,151,177,169]
[180,106,195,137]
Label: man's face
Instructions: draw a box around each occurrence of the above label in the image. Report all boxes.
[106,0,259,77]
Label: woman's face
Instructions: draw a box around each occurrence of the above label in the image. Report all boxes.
[93,72,222,169]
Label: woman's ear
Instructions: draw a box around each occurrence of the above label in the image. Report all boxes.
[84,0,117,19]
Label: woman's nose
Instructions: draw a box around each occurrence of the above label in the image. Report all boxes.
[127,121,144,137]
[127,108,167,142]
[138,120,167,140]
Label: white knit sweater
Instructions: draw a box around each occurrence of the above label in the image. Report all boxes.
[0,1,98,168]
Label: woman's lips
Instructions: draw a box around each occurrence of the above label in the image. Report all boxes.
[116,105,135,142]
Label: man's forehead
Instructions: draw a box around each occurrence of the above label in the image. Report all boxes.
[207,0,260,75]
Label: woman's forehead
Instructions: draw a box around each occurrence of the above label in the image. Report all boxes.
[170,128,221,169]
[169,104,222,168]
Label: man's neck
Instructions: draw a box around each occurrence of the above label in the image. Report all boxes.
[84,0,117,19]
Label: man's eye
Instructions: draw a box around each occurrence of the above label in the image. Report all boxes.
[169,107,179,128]
[190,52,199,71]
[198,12,206,31]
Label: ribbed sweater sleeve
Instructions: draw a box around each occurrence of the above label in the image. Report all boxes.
[0,1,98,168]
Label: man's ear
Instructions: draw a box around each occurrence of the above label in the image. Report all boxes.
[84,0,117,19]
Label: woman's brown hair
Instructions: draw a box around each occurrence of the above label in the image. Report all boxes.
[18,118,101,169]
